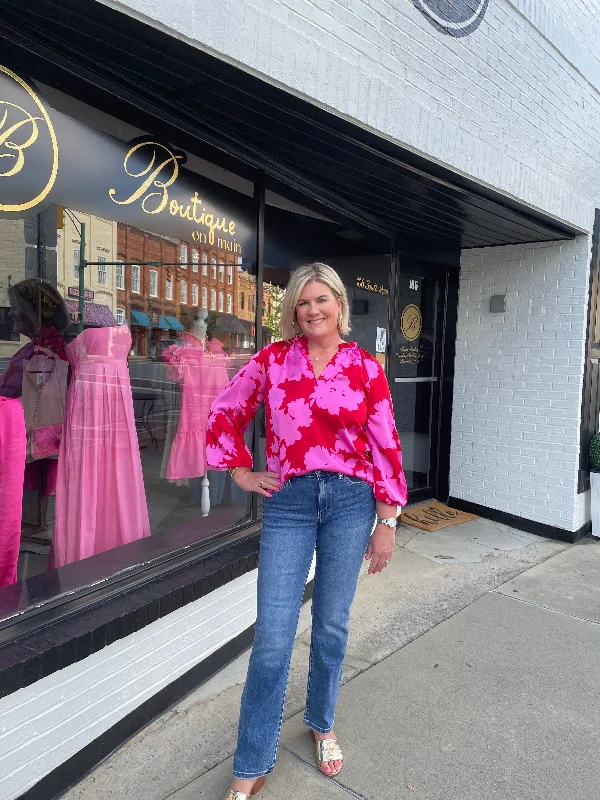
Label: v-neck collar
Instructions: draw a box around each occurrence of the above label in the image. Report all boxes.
[294,335,356,381]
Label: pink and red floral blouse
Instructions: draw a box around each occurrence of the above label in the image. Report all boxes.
[206,336,407,506]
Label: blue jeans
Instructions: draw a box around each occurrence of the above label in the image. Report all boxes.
[232,470,376,779]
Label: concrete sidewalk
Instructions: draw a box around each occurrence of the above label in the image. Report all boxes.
[62,518,600,800]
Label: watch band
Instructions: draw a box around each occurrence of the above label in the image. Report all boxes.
[376,517,397,528]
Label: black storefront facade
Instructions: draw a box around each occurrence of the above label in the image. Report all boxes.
[0,3,584,798]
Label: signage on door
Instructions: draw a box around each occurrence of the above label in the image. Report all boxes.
[400,304,423,342]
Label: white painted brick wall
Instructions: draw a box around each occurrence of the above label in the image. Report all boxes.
[99,0,600,229]
[0,571,259,800]
[450,236,592,532]
[0,559,316,800]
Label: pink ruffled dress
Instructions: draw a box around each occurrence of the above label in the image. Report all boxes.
[162,335,230,480]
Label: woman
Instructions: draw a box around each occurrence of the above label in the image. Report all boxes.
[206,263,407,799]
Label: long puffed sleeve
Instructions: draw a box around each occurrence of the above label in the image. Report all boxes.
[363,355,408,506]
[206,350,267,470]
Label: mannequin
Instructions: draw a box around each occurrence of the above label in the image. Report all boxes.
[190,309,208,342]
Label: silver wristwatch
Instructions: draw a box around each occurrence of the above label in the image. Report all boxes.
[376,517,397,528]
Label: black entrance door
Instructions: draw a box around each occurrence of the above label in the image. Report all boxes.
[389,258,458,501]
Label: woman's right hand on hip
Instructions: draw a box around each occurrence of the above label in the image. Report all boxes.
[232,468,281,497]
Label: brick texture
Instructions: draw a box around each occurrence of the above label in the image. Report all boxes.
[102,0,600,230]
[450,237,591,532]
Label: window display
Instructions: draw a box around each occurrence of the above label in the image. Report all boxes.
[0,64,259,596]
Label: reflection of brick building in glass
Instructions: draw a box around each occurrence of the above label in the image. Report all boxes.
[236,270,274,345]
[116,224,240,356]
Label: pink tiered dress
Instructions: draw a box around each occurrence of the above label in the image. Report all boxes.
[51,327,150,569]
[162,334,230,480]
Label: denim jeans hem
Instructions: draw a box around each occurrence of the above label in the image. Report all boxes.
[303,717,334,735]
[232,764,275,780]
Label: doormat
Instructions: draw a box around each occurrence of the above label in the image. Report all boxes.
[401,502,478,532]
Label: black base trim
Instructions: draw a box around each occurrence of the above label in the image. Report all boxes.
[19,580,314,800]
[448,497,591,544]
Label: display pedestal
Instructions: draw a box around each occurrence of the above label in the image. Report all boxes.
[590,471,600,538]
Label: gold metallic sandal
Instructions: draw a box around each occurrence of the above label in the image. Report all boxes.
[310,729,344,777]
[223,776,266,799]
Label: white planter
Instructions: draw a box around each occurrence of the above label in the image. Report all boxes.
[591,471,600,537]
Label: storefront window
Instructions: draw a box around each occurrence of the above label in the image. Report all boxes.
[0,65,258,604]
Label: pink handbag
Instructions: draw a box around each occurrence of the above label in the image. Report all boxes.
[21,350,68,462]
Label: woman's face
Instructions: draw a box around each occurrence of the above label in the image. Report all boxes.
[295,281,342,343]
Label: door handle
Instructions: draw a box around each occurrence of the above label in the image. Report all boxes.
[394,377,438,383]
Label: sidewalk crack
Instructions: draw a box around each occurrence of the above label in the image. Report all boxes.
[490,590,600,625]
[279,745,368,798]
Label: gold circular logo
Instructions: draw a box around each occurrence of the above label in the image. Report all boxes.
[0,65,59,213]
[400,304,422,341]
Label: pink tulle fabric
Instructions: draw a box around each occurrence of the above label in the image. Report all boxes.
[51,327,150,569]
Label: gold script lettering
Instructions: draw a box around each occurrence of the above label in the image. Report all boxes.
[109,141,183,214]
[0,65,59,213]
[0,103,42,177]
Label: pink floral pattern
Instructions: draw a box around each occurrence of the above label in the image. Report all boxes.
[206,336,407,506]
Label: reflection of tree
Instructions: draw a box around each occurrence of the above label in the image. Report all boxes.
[207,311,218,338]
[264,285,285,341]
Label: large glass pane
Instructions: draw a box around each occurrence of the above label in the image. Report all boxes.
[390,274,439,491]
[0,67,258,593]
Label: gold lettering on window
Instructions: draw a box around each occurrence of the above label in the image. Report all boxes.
[109,141,183,214]
[0,65,59,213]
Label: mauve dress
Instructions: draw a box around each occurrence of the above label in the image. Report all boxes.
[51,327,150,569]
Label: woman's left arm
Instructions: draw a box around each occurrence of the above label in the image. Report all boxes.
[363,356,408,575]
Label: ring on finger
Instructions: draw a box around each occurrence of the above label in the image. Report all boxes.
[259,480,264,487]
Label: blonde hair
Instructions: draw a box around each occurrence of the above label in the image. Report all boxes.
[280,262,351,341]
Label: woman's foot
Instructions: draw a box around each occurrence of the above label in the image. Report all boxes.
[310,729,343,776]
[224,775,266,798]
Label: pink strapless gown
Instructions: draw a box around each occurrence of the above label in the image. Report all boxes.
[51,327,150,568]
